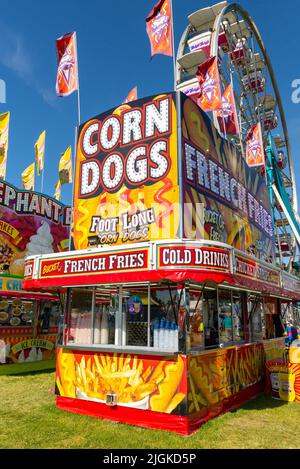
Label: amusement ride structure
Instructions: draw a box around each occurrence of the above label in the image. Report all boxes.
[176,1,300,271]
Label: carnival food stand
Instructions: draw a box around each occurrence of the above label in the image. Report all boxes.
[22,87,300,433]
[0,179,70,366]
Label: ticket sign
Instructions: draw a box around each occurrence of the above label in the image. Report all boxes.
[72,93,179,250]
[157,245,231,272]
[39,248,150,279]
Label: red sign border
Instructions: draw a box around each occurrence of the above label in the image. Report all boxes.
[38,247,150,280]
[157,244,231,273]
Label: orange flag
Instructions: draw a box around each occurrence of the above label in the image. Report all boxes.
[246,123,265,167]
[56,32,78,97]
[217,84,239,135]
[196,57,222,112]
[122,86,138,104]
[146,0,173,58]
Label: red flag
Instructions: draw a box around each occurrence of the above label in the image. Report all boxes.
[196,57,222,112]
[56,32,78,97]
[122,86,138,104]
[146,0,173,58]
[217,84,239,134]
[246,122,265,167]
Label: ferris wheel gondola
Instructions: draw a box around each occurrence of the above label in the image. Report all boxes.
[176,1,299,271]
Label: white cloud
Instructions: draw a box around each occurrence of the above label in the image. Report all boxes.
[0,22,56,107]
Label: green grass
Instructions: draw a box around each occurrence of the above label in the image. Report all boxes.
[1,370,300,449]
[0,360,55,376]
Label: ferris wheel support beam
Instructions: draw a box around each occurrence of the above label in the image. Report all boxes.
[272,184,300,249]
[175,25,191,87]
[209,3,298,214]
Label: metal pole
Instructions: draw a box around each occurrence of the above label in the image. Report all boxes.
[40,167,44,194]
[74,31,81,125]
[147,283,151,347]
[91,287,95,344]
[77,89,81,126]
[170,0,176,91]
[68,126,78,250]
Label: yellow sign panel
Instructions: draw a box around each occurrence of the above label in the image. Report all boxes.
[0,220,21,241]
[0,276,23,293]
[11,338,54,354]
[72,93,179,250]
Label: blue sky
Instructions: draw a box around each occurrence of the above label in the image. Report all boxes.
[0,0,299,207]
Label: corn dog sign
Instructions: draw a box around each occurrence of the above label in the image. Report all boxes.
[72,93,179,250]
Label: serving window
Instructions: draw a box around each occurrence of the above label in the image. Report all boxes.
[218,289,233,345]
[65,284,181,352]
[247,295,285,342]
[65,284,251,352]
[0,298,35,328]
[263,298,284,339]
[203,289,219,348]
[188,286,245,351]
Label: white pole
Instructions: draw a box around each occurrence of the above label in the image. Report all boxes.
[75,32,81,125]
[68,126,78,251]
[170,0,176,91]
[67,32,80,249]
[77,87,81,126]
[41,167,44,194]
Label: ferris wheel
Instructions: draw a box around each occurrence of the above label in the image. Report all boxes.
[176,1,299,271]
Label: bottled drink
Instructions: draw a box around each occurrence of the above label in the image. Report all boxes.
[153,319,159,348]
[164,320,171,349]
[121,309,127,346]
[172,322,178,351]
[170,321,175,349]
[158,319,165,349]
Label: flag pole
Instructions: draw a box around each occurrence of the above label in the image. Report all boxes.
[170,0,176,91]
[66,31,80,249]
[69,126,78,251]
[41,166,44,193]
[75,32,81,126]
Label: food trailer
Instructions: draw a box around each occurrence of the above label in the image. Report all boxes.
[23,92,300,434]
[0,180,70,367]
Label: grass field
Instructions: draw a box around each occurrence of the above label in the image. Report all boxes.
[1,369,300,449]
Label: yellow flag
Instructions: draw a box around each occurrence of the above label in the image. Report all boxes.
[54,179,61,200]
[0,112,10,180]
[34,130,46,175]
[59,146,72,184]
[22,163,35,191]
